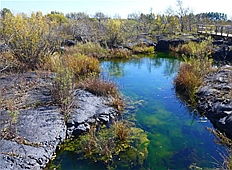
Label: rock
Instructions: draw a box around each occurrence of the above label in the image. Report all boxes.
[196,66,232,137]
[155,36,201,52]
[0,106,66,170]
[212,45,232,62]
[61,40,76,47]
[66,89,118,137]
[0,72,120,169]
[0,44,9,52]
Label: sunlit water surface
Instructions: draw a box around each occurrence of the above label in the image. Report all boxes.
[52,54,226,170]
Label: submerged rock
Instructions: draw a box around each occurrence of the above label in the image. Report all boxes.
[196,66,232,137]
[0,72,119,169]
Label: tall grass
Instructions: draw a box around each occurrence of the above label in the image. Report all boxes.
[174,57,213,105]
[47,54,100,79]
[132,44,154,54]
[66,42,109,59]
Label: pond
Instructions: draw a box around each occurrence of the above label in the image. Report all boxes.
[52,53,226,170]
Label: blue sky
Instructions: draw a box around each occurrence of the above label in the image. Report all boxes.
[1,0,232,18]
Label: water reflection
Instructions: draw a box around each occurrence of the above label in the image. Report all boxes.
[102,54,180,79]
[52,54,226,170]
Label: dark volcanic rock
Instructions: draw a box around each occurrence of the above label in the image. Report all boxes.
[156,36,200,52]
[61,39,76,47]
[0,72,119,169]
[67,89,117,136]
[212,45,232,62]
[196,66,232,137]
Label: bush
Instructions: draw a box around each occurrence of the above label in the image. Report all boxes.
[109,48,133,58]
[174,57,213,105]
[48,54,100,79]
[51,67,74,117]
[132,44,154,54]
[66,42,134,59]
[0,52,20,72]
[171,39,212,58]
[1,12,60,70]
[66,42,109,59]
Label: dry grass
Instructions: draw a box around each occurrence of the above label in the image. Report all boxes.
[78,78,119,97]
[208,128,232,170]
[45,54,100,79]
[65,42,134,59]
[51,68,75,117]
[78,78,124,111]
[174,57,213,105]
[132,44,154,54]
[0,52,21,73]
[109,48,132,58]
[66,42,109,59]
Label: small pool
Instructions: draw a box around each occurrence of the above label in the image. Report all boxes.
[52,53,226,170]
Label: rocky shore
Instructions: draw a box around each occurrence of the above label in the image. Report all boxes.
[196,66,232,137]
[0,72,119,170]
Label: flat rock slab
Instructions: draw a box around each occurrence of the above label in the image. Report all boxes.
[0,72,119,169]
[197,66,232,137]
[67,89,118,136]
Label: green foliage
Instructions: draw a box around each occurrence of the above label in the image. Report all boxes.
[1,12,60,70]
[105,19,124,48]
[46,12,68,24]
[61,121,150,169]
[172,38,213,58]
[0,8,12,19]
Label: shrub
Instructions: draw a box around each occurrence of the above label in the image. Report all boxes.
[171,39,213,58]
[48,54,100,79]
[66,42,109,59]
[109,48,132,58]
[105,19,124,48]
[0,52,20,73]
[132,44,154,54]
[174,57,213,105]
[66,42,134,59]
[1,12,60,70]
[51,67,74,117]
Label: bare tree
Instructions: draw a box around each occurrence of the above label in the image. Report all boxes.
[176,0,190,32]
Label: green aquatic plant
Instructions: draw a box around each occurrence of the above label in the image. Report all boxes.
[61,121,150,169]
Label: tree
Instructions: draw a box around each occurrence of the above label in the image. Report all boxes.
[94,12,107,22]
[105,19,124,48]
[1,12,61,69]
[176,0,190,32]
[0,8,12,19]
[46,12,68,24]
[66,12,89,20]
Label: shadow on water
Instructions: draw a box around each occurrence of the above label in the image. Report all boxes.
[51,53,227,170]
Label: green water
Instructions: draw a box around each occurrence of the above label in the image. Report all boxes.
[52,54,226,170]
